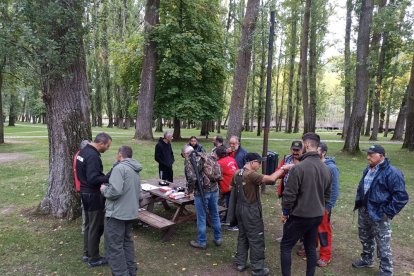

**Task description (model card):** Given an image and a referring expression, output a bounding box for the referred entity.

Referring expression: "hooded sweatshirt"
[324,157,340,211]
[102,158,143,220]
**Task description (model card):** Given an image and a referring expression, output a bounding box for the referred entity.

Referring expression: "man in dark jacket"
[228,136,248,169]
[76,132,112,267]
[155,131,174,182]
[280,132,331,276]
[352,145,408,276]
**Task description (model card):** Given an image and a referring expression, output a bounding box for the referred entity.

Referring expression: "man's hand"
[281,163,295,171]
[280,214,289,224]
[100,184,107,192]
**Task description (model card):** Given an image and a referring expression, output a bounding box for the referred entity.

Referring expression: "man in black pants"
[77,132,112,267]
[155,131,174,182]
[280,132,332,276]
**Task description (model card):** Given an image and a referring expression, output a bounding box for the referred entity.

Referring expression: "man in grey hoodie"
[101,145,142,276]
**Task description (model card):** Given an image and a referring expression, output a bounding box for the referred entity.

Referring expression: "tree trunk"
[402,55,414,150]
[0,62,4,144]
[227,0,261,140]
[343,0,374,153]
[274,35,283,132]
[391,87,407,141]
[135,0,159,140]
[308,0,317,132]
[280,55,288,131]
[342,0,353,139]
[155,117,163,132]
[294,60,302,133]
[286,8,298,133]
[173,117,181,139]
[8,92,17,127]
[39,8,91,218]
[384,75,395,137]
[102,0,113,128]
[369,0,388,141]
[364,87,373,136]
[200,121,209,137]
[257,1,266,137]
[301,0,311,134]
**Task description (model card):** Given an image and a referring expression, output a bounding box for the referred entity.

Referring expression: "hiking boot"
[189,240,206,250]
[88,256,108,267]
[227,226,239,231]
[251,267,269,276]
[352,259,374,268]
[317,259,331,267]
[235,263,250,272]
[82,255,89,263]
[214,239,222,246]
[296,248,306,257]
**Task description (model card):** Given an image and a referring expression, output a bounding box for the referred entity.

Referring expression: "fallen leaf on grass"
[213,263,217,266]
[59,241,63,245]
[206,253,211,256]
[182,268,186,271]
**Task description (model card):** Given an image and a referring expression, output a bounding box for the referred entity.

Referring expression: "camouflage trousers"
[358,208,393,275]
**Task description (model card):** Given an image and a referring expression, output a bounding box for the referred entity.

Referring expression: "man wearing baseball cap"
[352,145,409,275]
[276,140,303,198]
[229,152,288,275]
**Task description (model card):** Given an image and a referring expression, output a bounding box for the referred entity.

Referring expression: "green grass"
[0,123,413,275]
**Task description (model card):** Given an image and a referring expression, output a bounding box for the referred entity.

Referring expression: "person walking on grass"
[280,132,331,276]
[101,145,142,276]
[315,142,340,267]
[181,145,222,250]
[352,145,408,276]
[76,132,112,267]
[229,153,287,276]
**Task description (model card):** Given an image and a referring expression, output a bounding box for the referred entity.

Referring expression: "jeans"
[280,215,323,276]
[194,191,221,245]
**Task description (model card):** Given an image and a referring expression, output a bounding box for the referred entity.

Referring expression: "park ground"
[0,123,413,275]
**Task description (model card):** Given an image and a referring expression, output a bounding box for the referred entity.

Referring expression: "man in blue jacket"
[352,145,408,276]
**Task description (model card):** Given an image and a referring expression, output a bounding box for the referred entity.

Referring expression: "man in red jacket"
[216,146,238,224]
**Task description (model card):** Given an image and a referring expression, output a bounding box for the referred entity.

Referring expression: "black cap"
[318,142,328,153]
[245,152,264,162]
[290,140,303,150]
[365,145,385,155]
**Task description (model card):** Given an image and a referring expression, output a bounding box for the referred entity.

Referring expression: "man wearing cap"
[228,135,248,169]
[276,140,303,198]
[280,132,331,276]
[316,142,340,267]
[352,145,408,275]
[229,152,288,276]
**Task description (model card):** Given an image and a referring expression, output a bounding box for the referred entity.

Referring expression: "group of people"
[75,131,409,276]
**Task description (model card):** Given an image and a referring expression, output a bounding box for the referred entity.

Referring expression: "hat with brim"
[245,152,265,162]
[364,145,385,155]
[290,140,303,150]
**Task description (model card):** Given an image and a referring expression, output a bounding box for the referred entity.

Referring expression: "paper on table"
[141,183,159,191]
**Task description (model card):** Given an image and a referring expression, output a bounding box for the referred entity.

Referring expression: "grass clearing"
[0,123,413,275]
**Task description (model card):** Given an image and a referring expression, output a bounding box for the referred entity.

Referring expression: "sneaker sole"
[352,263,374,268]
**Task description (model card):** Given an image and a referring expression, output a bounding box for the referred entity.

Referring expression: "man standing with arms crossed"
[352,145,408,276]
[101,145,142,276]
[280,132,331,276]
[77,132,112,267]
[155,131,174,182]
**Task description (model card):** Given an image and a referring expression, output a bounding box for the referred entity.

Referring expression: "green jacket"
[102,158,142,220]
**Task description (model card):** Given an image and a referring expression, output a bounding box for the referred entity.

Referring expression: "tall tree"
[286,5,298,133]
[101,0,113,128]
[391,87,407,141]
[301,0,312,133]
[23,0,92,218]
[342,0,353,139]
[134,0,160,140]
[227,0,261,140]
[343,0,374,153]
[402,54,414,150]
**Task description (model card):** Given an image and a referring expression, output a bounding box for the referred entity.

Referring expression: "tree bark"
[135,0,160,140]
[369,0,388,141]
[308,0,317,132]
[0,62,4,144]
[286,8,298,133]
[342,0,353,139]
[39,9,91,218]
[257,1,266,137]
[402,55,414,150]
[301,0,311,134]
[343,0,374,153]
[8,92,17,127]
[227,0,261,140]
[173,117,181,139]
[102,0,113,128]
[274,35,283,132]
[391,87,407,141]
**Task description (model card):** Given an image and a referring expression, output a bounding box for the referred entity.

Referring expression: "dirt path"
[0,153,32,164]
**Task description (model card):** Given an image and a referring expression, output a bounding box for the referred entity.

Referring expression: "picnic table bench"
[138,208,176,242]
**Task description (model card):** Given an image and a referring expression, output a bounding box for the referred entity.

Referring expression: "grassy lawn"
[0,123,413,275]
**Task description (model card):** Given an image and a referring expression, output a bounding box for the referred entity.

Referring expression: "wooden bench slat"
[138,210,175,230]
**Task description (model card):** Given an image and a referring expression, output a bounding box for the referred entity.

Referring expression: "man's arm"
[281,166,300,214]
[86,155,109,186]
[184,160,197,194]
[262,163,294,183]
[383,169,409,219]
[326,165,339,211]
[101,166,124,200]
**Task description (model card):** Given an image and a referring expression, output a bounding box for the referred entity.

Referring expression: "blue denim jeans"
[194,191,222,245]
